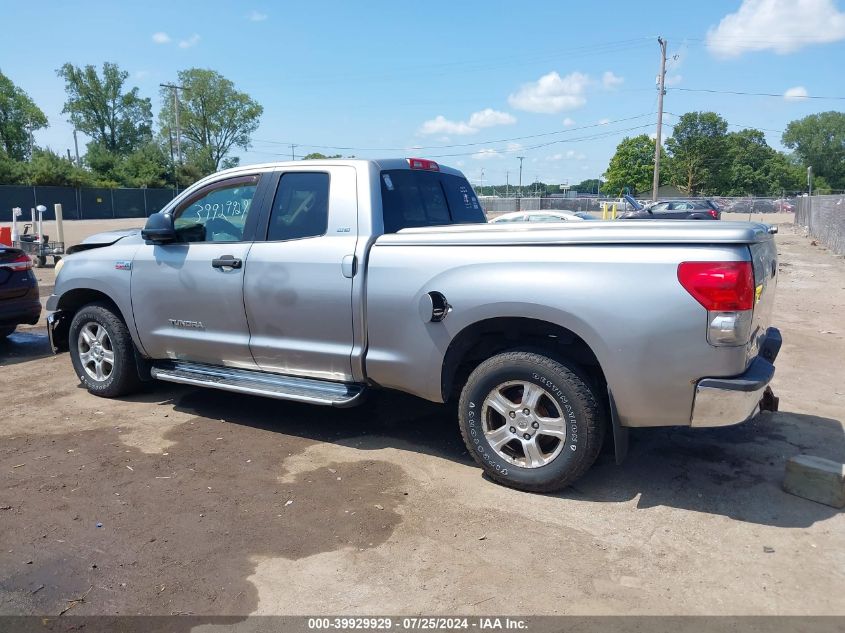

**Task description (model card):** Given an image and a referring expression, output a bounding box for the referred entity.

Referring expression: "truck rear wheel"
[458,351,605,492]
[69,302,141,398]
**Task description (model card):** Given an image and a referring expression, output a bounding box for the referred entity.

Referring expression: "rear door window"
[266,172,330,241]
[380,170,485,233]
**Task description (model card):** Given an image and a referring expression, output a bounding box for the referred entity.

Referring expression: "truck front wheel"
[458,351,605,492]
[69,302,141,398]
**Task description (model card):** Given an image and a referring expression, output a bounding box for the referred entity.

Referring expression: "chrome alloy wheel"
[77,322,115,382]
[481,381,567,468]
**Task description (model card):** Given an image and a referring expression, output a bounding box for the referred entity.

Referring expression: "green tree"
[602,134,656,195]
[782,112,845,190]
[761,152,803,195]
[0,150,29,184]
[301,152,342,160]
[27,149,92,187]
[572,178,602,194]
[84,141,171,188]
[57,62,152,154]
[0,70,48,161]
[722,129,776,195]
[665,111,728,195]
[159,69,263,174]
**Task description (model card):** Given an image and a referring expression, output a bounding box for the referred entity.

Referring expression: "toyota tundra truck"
[45,158,781,492]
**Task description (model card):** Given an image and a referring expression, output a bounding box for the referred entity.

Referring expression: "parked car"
[619,196,721,220]
[0,246,41,338]
[490,210,583,223]
[772,199,795,213]
[726,199,775,214]
[46,158,781,492]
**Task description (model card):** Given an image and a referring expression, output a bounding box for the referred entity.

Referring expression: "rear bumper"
[690,327,782,428]
[0,291,41,327]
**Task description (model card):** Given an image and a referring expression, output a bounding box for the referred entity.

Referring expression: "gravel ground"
[0,218,842,618]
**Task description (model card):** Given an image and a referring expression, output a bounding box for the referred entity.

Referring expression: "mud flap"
[607,389,629,465]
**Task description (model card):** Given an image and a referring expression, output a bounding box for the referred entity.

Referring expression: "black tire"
[0,325,15,339]
[69,302,141,398]
[458,350,605,493]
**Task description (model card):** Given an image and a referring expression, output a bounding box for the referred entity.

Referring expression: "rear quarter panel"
[365,242,752,428]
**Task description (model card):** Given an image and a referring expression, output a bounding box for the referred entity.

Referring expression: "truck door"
[243,166,358,381]
[131,174,268,368]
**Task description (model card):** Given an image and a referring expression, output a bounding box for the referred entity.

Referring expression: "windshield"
[380,169,486,233]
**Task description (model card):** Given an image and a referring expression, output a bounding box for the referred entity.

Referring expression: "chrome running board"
[150,362,365,407]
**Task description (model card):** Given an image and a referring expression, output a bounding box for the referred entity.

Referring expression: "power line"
[244,123,658,162]
[249,113,655,154]
[663,112,785,135]
[669,87,845,100]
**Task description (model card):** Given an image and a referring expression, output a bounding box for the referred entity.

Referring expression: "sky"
[2,0,844,187]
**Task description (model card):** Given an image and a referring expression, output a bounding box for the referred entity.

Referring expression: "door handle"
[341,254,357,278]
[211,255,242,269]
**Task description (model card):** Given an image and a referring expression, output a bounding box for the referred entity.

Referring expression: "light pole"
[160,83,187,167]
[506,171,509,198]
[480,168,484,196]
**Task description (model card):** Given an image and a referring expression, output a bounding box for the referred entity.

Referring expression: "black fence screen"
[0,186,178,222]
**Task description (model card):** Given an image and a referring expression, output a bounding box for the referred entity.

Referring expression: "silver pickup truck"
[46,158,782,492]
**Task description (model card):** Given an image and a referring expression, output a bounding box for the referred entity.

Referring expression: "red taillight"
[407,157,440,171]
[677,261,753,311]
[3,252,33,271]
[708,209,718,219]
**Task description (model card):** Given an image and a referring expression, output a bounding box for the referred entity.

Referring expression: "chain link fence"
[796,194,845,255]
[480,196,799,217]
[0,185,178,222]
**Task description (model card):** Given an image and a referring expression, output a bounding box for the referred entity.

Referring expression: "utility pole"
[808,166,813,196]
[651,36,667,202]
[480,168,484,196]
[168,130,177,191]
[290,144,298,160]
[506,171,509,198]
[160,83,186,166]
[517,157,525,211]
[72,129,80,166]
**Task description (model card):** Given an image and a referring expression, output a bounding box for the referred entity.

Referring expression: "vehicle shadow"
[0,329,52,366]
[567,411,844,527]
[138,384,843,529]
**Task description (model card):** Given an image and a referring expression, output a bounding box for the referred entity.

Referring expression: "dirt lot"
[1,217,843,618]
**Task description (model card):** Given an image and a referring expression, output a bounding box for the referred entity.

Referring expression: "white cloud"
[602,71,624,89]
[562,117,575,127]
[152,32,171,44]
[508,71,589,113]
[419,115,475,136]
[706,0,845,58]
[784,86,809,100]
[598,118,611,125]
[471,149,504,160]
[547,150,585,161]
[468,108,516,129]
[247,10,268,21]
[419,108,516,136]
[178,34,201,49]
[665,74,683,87]
[133,70,150,80]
